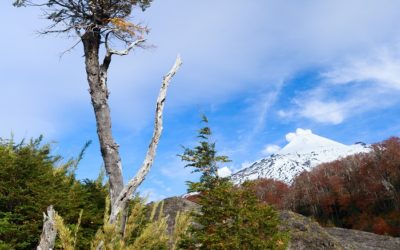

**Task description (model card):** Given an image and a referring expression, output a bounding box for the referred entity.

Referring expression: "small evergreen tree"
[178,115,230,193]
[178,116,288,250]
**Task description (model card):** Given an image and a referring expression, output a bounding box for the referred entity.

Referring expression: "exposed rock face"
[325,227,400,250]
[157,196,200,235]
[279,210,344,250]
[279,211,400,249]
[161,197,400,250]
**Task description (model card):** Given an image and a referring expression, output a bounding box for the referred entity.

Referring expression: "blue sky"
[1,0,400,200]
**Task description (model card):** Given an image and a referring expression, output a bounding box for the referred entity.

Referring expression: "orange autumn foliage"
[290,137,400,236]
[246,137,400,237]
[246,178,290,209]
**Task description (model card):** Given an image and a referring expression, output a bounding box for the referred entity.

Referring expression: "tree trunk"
[37,206,57,250]
[82,30,124,206]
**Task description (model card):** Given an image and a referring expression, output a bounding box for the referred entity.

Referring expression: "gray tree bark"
[37,206,57,250]
[82,30,124,206]
[81,29,182,225]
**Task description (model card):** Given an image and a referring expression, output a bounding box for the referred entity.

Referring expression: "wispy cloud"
[280,44,400,125]
[296,100,348,125]
[159,157,192,179]
[3,0,400,135]
[222,83,284,160]
[323,47,400,90]
[139,188,167,202]
[3,1,400,198]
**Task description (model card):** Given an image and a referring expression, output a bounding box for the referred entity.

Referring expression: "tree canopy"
[13,0,152,52]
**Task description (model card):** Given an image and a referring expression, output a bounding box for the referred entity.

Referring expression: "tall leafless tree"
[13,0,182,233]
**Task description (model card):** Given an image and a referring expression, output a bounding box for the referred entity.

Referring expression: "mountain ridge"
[230,128,370,184]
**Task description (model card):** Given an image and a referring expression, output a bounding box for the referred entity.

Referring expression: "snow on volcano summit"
[280,129,348,154]
[230,129,370,184]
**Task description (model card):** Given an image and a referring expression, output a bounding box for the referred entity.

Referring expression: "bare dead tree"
[37,206,57,250]
[110,55,182,224]
[13,0,182,238]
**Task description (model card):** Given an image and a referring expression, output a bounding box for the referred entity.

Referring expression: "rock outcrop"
[279,210,344,250]
[325,227,400,250]
[161,197,400,250]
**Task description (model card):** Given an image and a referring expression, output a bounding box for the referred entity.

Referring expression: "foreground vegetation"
[0,137,191,250]
[0,124,287,249]
[0,137,106,249]
[1,134,398,249]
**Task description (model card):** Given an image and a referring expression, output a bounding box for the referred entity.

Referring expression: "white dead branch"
[109,55,182,223]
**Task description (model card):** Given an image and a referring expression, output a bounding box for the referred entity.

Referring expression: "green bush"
[0,137,106,249]
[0,137,191,250]
[180,180,288,250]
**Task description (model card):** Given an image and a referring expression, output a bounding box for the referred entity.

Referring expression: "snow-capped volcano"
[230,129,370,184]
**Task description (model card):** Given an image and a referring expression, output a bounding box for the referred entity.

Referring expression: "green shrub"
[0,137,106,249]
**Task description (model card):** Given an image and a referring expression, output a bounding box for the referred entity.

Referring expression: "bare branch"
[14,0,48,7]
[109,55,183,223]
[102,32,146,70]
[105,33,146,56]
[37,206,57,250]
[59,38,81,58]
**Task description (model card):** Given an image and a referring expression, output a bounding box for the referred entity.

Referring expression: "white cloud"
[298,100,346,125]
[286,129,313,142]
[280,43,400,125]
[290,91,384,125]
[323,47,400,90]
[3,0,400,135]
[261,144,281,155]
[102,0,400,131]
[277,110,293,118]
[159,158,192,179]
[217,167,232,178]
[4,0,400,200]
[140,188,167,202]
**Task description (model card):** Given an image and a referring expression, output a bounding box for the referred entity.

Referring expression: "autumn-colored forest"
[248,137,400,236]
